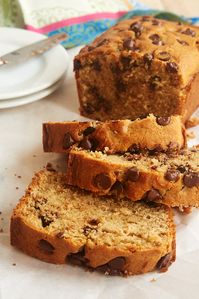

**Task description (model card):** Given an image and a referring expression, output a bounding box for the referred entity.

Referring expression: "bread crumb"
[185,117,199,129]
[17,175,22,179]
[33,155,37,157]
[186,131,195,140]
[150,278,157,282]
[12,263,16,266]
[0,228,4,233]
[16,187,19,190]
[0,211,2,215]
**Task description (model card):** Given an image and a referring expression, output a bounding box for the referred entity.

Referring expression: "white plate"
[0,75,65,109]
[0,27,68,100]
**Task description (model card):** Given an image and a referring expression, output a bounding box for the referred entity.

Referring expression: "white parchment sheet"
[0,47,199,299]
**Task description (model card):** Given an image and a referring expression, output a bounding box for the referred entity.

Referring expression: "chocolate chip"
[167,141,179,153]
[110,181,123,196]
[128,144,140,154]
[130,22,143,38]
[149,34,164,45]
[110,63,120,74]
[157,252,173,272]
[116,80,126,92]
[177,165,187,173]
[83,126,96,136]
[78,138,92,150]
[46,162,56,172]
[165,169,180,182]
[156,51,171,61]
[143,53,153,68]
[156,116,171,126]
[126,167,140,182]
[181,28,196,37]
[67,248,89,266]
[83,225,94,236]
[123,38,136,50]
[39,239,54,254]
[40,216,52,227]
[93,173,112,189]
[88,219,100,226]
[149,75,161,90]
[148,144,163,155]
[152,19,160,26]
[146,189,162,201]
[93,60,101,71]
[183,172,199,187]
[166,62,178,73]
[97,257,126,275]
[56,232,65,239]
[83,103,95,115]
[63,132,75,149]
[176,39,189,46]
[73,59,82,71]
[142,16,150,22]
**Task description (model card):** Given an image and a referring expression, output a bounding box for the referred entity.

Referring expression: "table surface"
[1,2,199,299]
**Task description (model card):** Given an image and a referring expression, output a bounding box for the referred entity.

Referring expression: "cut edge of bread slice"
[10,170,176,276]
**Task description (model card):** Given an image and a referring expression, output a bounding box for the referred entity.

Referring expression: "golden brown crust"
[43,115,186,154]
[66,149,199,208]
[10,170,175,276]
[74,16,199,122]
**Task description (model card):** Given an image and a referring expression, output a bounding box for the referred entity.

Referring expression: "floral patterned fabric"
[0,0,198,48]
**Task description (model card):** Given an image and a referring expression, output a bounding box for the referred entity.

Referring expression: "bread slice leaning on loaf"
[10,170,175,276]
[43,114,186,154]
[66,148,199,207]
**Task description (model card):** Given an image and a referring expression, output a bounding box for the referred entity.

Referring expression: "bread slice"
[43,114,186,154]
[10,170,175,276]
[66,148,199,208]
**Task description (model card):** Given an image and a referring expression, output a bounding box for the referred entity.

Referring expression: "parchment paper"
[0,47,199,299]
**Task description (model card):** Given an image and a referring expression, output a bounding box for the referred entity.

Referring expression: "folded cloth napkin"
[0,0,199,48]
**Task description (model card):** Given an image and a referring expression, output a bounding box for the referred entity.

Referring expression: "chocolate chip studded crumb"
[93,173,112,190]
[183,172,199,187]
[166,62,178,73]
[156,116,171,126]
[63,132,75,150]
[126,167,140,182]
[39,239,55,254]
[165,169,180,182]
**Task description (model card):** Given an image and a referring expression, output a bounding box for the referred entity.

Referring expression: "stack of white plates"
[0,28,69,109]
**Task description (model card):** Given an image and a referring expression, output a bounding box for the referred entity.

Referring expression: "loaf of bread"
[11,170,175,276]
[66,147,199,207]
[74,16,199,122]
[43,114,186,154]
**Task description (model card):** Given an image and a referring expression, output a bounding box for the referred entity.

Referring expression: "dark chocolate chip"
[166,62,178,73]
[126,167,140,182]
[83,127,95,137]
[152,19,160,26]
[183,172,199,187]
[110,181,124,196]
[156,116,171,126]
[177,165,187,173]
[149,34,164,45]
[146,189,162,201]
[93,173,112,189]
[149,75,161,90]
[148,144,163,155]
[116,80,126,92]
[46,162,56,172]
[128,143,140,154]
[143,53,153,68]
[56,232,65,239]
[181,28,196,37]
[78,138,92,150]
[93,60,101,71]
[67,248,89,266]
[165,169,180,182]
[39,239,54,254]
[73,59,82,71]
[97,257,126,275]
[156,51,171,61]
[123,38,136,50]
[40,216,52,227]
[120,56,132,71]
[63,132,75,150]
[176,39,189,46]
[157,252,173,272]
[88,219,100,226]
[130,22,143,38]
[83,225,93,236]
